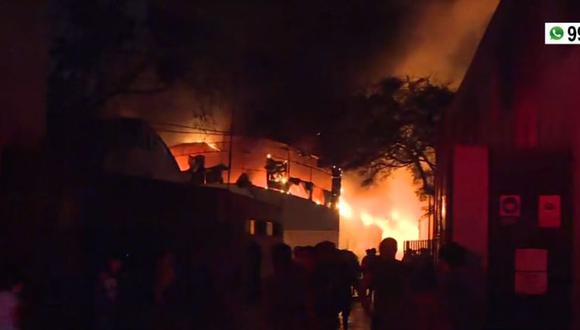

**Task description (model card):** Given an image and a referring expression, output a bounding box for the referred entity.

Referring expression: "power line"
[154,128,229,136]
[149,121,231,134]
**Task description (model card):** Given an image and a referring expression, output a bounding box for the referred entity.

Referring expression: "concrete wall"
[227,185,340,247]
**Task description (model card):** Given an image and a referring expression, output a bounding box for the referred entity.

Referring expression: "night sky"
[163,0,498,143]
[1,0,498,149]
[115,0,425,142]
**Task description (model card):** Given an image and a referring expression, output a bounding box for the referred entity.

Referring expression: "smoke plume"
[369,0,499,88]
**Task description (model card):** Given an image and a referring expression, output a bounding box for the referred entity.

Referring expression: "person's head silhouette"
[272,243,292,273]
[379,237,397,260]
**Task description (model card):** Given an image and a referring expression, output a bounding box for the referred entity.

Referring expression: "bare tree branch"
[323,77,453,200]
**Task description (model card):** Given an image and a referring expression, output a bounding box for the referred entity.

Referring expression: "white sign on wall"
[514,248,548,295]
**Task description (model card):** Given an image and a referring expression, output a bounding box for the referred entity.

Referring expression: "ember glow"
[338,169,426,260]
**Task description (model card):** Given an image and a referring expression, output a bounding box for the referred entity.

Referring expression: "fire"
[206,142,220,151]
[360,212,376,227]
[338,199,353,219]
[338,168,425,260]
[391,210,400,220]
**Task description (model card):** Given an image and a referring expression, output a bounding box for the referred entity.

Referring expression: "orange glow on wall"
[169,136,332,202]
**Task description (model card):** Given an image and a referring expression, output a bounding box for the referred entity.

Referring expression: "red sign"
[538,195,561,228]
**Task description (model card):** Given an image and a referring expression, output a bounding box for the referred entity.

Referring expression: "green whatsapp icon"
[550,26,564,40]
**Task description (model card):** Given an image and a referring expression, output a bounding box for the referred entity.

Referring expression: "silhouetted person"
[361,248,377,273]
[361,238,409,330]
[0,271,24,330]
[154,252,176,305]
[185,246,224,329]
[293,246,305,264]
[294,246,316,275]
[292,245,318,327]
[189,155,206,184]
[361,248,378,296]
[311,241,342,330]
[337,250,360,330]
[153,251,179,330]
[362,248,377,271]
[245,240,262,304]
[262,243,308,330]
[236,173,253,189]
[94,256,124,330]
[408,254,451,330]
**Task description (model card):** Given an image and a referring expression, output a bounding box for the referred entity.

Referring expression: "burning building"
[168,135,340,248]
[436,1,580,328]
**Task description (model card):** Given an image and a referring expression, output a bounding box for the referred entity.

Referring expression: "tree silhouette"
[321,77,453,199]
[47,0,214,133]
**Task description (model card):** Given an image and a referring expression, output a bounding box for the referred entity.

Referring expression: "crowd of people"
[0,238,484,330]
[255,238,485,330]
[259,242,359,330]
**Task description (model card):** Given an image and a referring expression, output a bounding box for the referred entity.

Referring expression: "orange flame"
[338,168,425,260]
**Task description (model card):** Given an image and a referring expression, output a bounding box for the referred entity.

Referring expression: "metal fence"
[403,239,439,258]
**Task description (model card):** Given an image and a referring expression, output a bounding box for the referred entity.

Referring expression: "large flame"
[338,168,426,260]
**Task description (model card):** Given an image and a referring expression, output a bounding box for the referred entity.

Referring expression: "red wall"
[442,1,580,326]
[451,145,489,268]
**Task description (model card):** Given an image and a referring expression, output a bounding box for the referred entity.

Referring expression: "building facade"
[169,136,340,248]
[437,1,580,328]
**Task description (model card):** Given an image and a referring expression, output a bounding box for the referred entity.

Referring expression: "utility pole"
[227,121,233,186]
[227,72,238,188]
